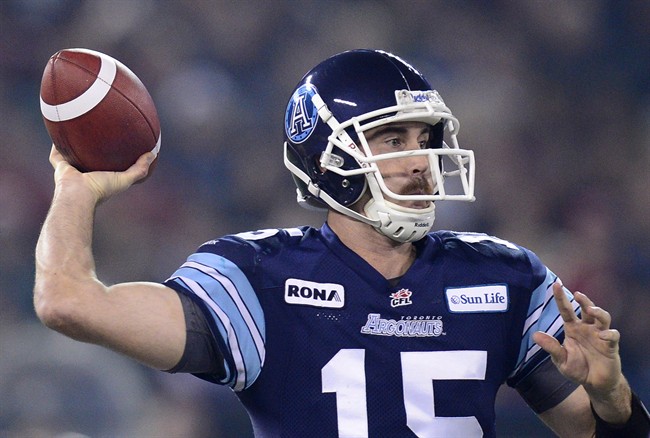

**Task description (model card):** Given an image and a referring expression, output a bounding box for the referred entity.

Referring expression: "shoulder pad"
[436,230,528,259]
[441,231,547,280]
[196,227,308,267]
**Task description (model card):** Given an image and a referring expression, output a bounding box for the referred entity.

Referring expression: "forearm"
[32,149,185,370]
[35,147,153,310]
[34,182,105,336]
[34,181,186,369]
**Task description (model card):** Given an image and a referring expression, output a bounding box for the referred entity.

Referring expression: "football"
[40,48,161,173]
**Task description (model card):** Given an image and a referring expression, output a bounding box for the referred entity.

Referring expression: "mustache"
[400,175,435,196]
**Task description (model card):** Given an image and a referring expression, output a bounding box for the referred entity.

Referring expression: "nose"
[400,136,430,173]
[406,150,430,176]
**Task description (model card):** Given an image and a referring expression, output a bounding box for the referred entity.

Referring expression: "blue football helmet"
[283,49,475,242]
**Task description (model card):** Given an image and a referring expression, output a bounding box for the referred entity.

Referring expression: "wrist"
[54,178,102,207]
[588,376,632,425]
[591,392,650,438]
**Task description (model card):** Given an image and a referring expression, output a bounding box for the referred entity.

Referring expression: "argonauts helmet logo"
[285,83,319,143]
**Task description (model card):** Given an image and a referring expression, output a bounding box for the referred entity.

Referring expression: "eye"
[385,137,403,148]
[418,140,428,149]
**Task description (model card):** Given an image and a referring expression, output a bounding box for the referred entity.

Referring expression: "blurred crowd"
[1,1,648,437]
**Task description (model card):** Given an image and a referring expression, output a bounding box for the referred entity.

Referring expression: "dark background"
[1,1,648,436]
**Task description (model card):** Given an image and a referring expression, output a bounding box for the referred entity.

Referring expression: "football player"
[34,49,649,437]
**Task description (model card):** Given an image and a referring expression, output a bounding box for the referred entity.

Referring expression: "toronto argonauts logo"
[285,83,319,143]
[360,314,444,337]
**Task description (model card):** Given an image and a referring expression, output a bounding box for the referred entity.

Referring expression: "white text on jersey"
[361,314,444,337]
[284,279,345,308]
[445,284,509,313]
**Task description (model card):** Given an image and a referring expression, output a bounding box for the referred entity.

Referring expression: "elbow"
[34,287,70,332]
[33,279,84,335]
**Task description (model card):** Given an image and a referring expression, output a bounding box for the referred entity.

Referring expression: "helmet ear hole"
[429,122,444,149]
[314,156,326,175]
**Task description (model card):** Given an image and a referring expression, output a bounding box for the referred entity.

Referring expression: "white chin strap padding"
[364,199,435,243]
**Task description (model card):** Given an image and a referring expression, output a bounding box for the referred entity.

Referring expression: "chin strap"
[364,199,435,243]
[284,141,381,228]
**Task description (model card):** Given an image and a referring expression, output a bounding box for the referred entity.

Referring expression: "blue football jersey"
[164,223,578,438]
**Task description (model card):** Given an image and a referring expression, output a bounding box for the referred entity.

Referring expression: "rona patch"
[284,279,345,308]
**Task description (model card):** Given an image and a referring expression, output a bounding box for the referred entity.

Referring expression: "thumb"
[533,331,566,365]
[108,151,155,191]
[86,152,155,202]
[123,151,155,184]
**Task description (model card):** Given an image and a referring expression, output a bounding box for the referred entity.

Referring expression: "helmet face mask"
[284,49,475,243]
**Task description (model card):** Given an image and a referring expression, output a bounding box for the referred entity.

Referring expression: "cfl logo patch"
[390,288,413,307]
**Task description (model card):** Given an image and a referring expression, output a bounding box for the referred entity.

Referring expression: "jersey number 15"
[322,349,487,438]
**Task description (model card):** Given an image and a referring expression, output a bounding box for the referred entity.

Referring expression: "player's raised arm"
[34,147,186,371]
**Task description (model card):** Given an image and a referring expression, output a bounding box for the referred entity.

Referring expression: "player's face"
[364,121,435,209]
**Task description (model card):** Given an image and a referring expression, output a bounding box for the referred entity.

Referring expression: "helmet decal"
[285,83,319,144]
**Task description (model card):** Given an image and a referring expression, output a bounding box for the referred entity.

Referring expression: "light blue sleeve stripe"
[510,268,579,378]
[167,252,265,391]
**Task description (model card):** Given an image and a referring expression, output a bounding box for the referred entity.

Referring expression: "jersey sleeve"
[164,240,266,392]
[507,261,580,388]
[514,355,579,413]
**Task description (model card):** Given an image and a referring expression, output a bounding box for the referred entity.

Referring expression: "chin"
[412,201,432,209]
[390,201,434,213]
[398,200,432,210]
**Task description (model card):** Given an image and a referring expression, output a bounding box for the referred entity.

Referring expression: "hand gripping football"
[40,48,161,173]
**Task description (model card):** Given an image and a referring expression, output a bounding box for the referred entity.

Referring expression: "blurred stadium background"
[1,1,648,436]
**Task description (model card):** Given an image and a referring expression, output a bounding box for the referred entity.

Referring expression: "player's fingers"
[533,331,567,365]
[573,290,595,307]
[572,291,597,325]
[581,300,612,331]
[49,144,65,168]
[49,145,82,184]
[598,328,620,347]
[552,282,579,323]
[122,152,155,185]
[84,152,154,202]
